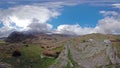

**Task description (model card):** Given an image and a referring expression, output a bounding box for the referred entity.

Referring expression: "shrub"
[12,50,21,57]
[82,40,86,42]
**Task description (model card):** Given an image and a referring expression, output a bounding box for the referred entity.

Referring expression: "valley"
[0,32,120,68]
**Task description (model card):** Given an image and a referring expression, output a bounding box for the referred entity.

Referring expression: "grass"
[0,44,56,68]
[55,45,64,52]
[104,64,120,68]
[0,40,5,45]
[64,62,72,68]
[21,45,43,58]
[67,48,78,68]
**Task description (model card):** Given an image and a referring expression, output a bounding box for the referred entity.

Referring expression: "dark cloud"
[27,19,52,33]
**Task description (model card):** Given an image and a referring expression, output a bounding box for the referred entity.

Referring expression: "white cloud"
[55,10,120,35]
[112,3,120,8]
[0,5,60,27]
[92,10,120,34]
[99,11,119,16]
[0,1,120,37]
[0,4,61,37]
[55,24,93,35]
[93,16,120,34]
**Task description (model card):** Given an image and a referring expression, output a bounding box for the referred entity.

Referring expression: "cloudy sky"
[0,0,120,37]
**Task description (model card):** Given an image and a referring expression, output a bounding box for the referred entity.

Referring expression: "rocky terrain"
[0,32,120,68]
[51,39,120,68]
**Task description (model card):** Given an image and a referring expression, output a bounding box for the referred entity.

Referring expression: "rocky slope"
[50,34,120,68]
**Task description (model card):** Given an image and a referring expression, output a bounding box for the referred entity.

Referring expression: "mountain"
[5,31,34,43]
[5,31,70,44]
[1,33,120,68]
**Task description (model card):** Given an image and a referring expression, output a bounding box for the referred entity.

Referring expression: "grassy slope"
[73,33,120,42]
[0,40,5,44]
[0,44,56,68]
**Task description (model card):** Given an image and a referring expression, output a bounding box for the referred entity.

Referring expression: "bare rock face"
[50,45,71,68]
[50,39,120,68]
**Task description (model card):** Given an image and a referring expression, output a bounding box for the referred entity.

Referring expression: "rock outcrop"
[50,39,120,68]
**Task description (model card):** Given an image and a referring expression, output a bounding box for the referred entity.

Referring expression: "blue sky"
[49,4,104,28]
[0,0,120,37]
[0,22,3,28]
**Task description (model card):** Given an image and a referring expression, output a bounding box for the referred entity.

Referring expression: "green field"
[0,44,56,68]
[0,40,5,44]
